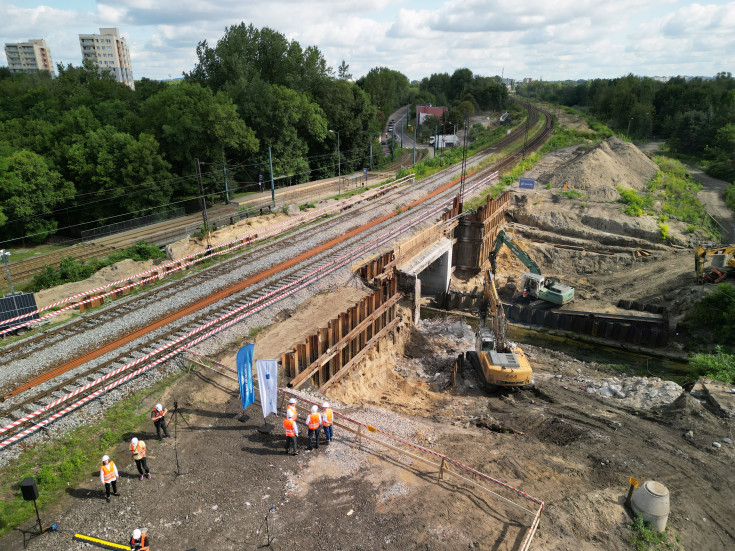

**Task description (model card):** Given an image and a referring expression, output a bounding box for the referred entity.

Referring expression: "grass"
[29,241,166,292]
[628,515,682,551]
[0,373,184,538]
[725,183,735,212]
[689,346,735,383]
[559,189,584,200]
[3,244,65,262]
[685,283,735,347]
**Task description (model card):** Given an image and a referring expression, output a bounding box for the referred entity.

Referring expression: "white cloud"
[1,0,733,81]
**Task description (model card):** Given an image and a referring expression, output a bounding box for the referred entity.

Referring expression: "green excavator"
[489,230,575,306]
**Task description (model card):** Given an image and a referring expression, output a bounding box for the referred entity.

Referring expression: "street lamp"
[328,129,340,196]
[627,117,634,139]
[0,249,19,317]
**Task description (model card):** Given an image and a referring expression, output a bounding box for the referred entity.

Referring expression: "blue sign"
[236,344,255,410]
[363,168,368,175]
[519,177,535,189]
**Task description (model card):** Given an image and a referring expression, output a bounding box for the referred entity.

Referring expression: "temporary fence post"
[438,458,446,481]
[357,424,362,445]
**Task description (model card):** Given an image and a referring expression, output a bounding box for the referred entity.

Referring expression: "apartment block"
[4,39,54,76]
[79,27,134,90]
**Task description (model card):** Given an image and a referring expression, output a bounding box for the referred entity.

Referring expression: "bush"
[559,189,584,200]
[618,186,653,216]
[628,515,682,551]
[689,346,735,383]
[725,183,735,212]
[687,283,735,343]
[30,241,165,291]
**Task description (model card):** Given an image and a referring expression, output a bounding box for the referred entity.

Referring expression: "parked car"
[381,139,388,145]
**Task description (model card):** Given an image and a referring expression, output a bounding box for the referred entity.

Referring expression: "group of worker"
[97,403,171,548]
[283,398,333,455]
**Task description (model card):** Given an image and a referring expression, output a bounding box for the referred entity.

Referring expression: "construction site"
[1,104,734,551]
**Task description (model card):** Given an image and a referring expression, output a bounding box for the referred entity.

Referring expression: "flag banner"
[236,344,255,410]
[256,359,279,418]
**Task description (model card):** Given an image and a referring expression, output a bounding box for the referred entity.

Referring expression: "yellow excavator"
[695,244,735,283]
[467,270,533,391]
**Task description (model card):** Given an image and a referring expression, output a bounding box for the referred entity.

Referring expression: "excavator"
[489,230,574,305]
[467,270,533,391]
[695,243,735,283]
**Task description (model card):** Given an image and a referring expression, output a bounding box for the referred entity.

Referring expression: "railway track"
[0,102,552,450]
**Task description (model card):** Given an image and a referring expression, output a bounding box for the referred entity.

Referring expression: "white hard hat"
[132,529,141,540]
[311,405,318,413]
[131,437,138,446]
[289,398,297,404]
[102,455,109,462]
[322,402,329,409]
[156,404,163,411]
[287,412,294,420]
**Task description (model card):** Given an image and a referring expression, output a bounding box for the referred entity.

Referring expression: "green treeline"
[0,23,509,245]
[517,74,735,182]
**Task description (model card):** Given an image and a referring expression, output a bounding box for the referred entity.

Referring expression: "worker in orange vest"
[306,405,321,450]
[99,455,119,503]
[151,403,171,441]
[321,402,334,443]
[130,437,150,481]
[286,397,298,420]
[283,412,299,455]
[130,528,150,550]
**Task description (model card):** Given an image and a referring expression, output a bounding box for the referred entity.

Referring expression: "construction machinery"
[467,270,533,391]
[489,229,575,305]
[695,243,735,283]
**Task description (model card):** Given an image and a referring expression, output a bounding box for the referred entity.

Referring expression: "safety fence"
[0,175,417,335]
[182,351,543,550]
[80,208,185,240]
[283,277,400,391]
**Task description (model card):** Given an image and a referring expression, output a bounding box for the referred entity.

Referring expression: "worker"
[283,412,299,455]
[321,402,333,443]
[306,405,321,450]
[286,397,298,420]
[99,455,119,503]
[130,528,150,550]
[151,404,171,441]
[130,437,151,481]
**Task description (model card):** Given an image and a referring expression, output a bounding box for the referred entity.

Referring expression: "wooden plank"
[319,317,399,392]
[289,292,402,389]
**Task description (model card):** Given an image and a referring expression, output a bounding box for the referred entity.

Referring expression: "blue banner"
[236,344,255,410]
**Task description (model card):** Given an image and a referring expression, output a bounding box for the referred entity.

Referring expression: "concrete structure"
[4,39,54,76]
[400,238,453,295]
[79,28,134,89]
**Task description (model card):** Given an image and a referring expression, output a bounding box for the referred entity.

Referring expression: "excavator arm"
[482,270,507,352]
[489,230,541,275]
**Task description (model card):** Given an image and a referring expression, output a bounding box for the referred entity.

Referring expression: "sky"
[1,0,734,82]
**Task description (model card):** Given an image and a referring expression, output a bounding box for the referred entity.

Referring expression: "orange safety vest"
[283,418,296,437]
[151,408,164,421]
[130,534,148,549]
[131,442,146,458]
[286,405,297,419]
[307,413,321,430]
[101,462,116,482]
[322,409,333,426]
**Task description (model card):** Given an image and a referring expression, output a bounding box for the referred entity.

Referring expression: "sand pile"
[541,137,659,201]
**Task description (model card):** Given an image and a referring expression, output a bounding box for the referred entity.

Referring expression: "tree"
[449,68,473,102]
[0,150,74,241]
[337,60,352,81]
[357,67,410,115]
[66,127,173,224]
[139,82,258,187]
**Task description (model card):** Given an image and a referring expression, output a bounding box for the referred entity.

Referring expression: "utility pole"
[369,142,373,171]
[391,127,395,160]
[268,146,275,206]
[412,125,416,166]
[194,158,210,246]
[222,150,230,204]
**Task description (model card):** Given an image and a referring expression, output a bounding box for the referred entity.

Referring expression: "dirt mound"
[540,137,658,201]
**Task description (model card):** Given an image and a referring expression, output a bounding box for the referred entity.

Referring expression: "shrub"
[685,225,698,233]
[689,346,735,383]
[559,189,584,200]
[628,515,682,551]
[687,283,735,343]
[658,222,670,240]
[725,183,735,212]
[617,186,653,216]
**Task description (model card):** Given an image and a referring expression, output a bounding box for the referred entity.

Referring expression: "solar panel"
[0,292,39,331]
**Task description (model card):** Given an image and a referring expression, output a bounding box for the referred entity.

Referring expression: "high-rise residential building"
[4,39,54,76]
[78,27,134,90]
